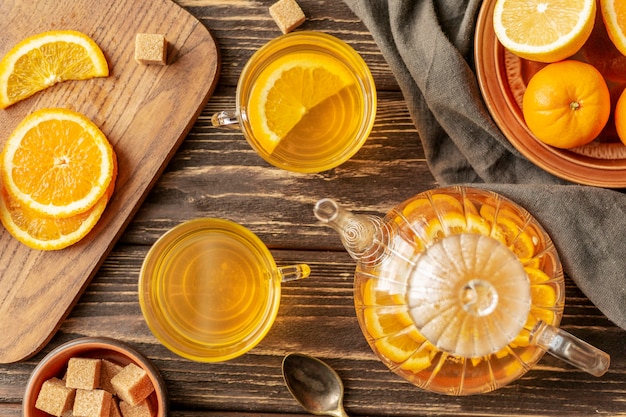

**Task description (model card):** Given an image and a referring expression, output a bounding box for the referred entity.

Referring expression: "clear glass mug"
[212,31,377,173]
[138,218,310,362]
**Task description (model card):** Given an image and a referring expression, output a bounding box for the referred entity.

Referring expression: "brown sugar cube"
[119,399,154,417]
[73,389,112,417]
[134,33,167,65]
[269,0,305,34]
[66,358,102,390]
[109,398,123,417]
[35,377,76,416]
[100,359,123,394]
[110,363,154,406]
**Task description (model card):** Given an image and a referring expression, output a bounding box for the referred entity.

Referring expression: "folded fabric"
[342,0,626,330]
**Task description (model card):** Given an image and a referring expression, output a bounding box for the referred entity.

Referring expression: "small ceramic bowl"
[23,337,168,417]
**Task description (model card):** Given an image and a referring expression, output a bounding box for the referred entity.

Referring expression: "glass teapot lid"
[406,233,530,358]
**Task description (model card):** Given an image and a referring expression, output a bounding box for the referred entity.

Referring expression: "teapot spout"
[314,198,387,265]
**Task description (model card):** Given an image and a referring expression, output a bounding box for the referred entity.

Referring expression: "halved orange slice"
[493,0,596,63]
[248,52,354,153]
[0,30,108,109]
[601,0,626,55]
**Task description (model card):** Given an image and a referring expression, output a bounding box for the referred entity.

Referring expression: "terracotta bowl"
[475,0,626,187]
[23,337,168,417]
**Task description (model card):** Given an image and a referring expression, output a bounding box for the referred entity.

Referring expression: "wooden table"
[2,1,625,415]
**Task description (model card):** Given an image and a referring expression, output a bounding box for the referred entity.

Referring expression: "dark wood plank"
[120,88,435,247]
[2,248,624,416]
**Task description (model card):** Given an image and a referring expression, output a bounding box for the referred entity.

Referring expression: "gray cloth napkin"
[342,0,626,330]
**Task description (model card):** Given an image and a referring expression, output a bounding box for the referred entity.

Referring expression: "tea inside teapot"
[314,186,609,395]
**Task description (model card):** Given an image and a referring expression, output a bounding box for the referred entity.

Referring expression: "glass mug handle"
[277,264,311,282]
[530,320,610,377]
[211,110,239,128]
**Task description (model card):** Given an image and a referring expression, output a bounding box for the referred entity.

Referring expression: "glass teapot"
[313,186,609,395]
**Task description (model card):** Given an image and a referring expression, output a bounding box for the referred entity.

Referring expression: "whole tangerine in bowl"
[522,60,611,149]
[615,88,626,145]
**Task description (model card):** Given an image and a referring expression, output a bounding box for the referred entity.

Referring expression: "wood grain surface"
[1,0,625,416]
[0,0,219,363]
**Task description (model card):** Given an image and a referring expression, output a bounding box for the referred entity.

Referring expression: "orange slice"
[1,108,115,218]
[0,30,108,109]
[601,0,626,55]
[511,281,558,347]
[363,307,413,339]
[531,283,558,308]
[0,185,108,250]
[374,332,422,363]
[0,152,116,250]
[374,330,436,374]
[524,266,551,284]
[493,0,596,63]
[247,52,355,153]
[465,212,492,235]
[361,278,406,307]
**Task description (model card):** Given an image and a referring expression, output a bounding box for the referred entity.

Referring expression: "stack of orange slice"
[0,30,113,250]
[0,108,116,250]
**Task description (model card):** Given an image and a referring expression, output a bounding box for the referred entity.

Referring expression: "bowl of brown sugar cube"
[23,337,168,417]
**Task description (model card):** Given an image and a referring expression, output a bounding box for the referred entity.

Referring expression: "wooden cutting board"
[0,0,219,363]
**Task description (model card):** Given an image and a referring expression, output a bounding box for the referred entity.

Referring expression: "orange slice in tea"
[1,108,115,218]
[362,278,406,307]
[248,52,355,153]
[525,266,551,284]
[363,307,413,339]
[465,212,492,235]
[511,281,558,347]
[399,333,437,373]
[374,329,435,374]
[0,30,109,109]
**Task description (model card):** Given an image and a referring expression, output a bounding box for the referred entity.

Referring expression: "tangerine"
[615,87,626,145]
[522,60,611,149]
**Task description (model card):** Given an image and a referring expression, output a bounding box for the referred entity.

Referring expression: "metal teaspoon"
[282,353,349,417]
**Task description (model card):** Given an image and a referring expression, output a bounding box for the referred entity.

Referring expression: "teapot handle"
[530,320,610,377]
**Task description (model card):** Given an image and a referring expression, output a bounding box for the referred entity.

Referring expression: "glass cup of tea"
[138,218,310,362]
[212,31,377,173]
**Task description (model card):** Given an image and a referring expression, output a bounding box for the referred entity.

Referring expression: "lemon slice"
[493,0,596,63]
[247,51,355,153]
[0,30,108,109]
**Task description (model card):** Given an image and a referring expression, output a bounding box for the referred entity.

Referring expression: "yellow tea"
[139,219,283,362]
[237,31,376,173]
